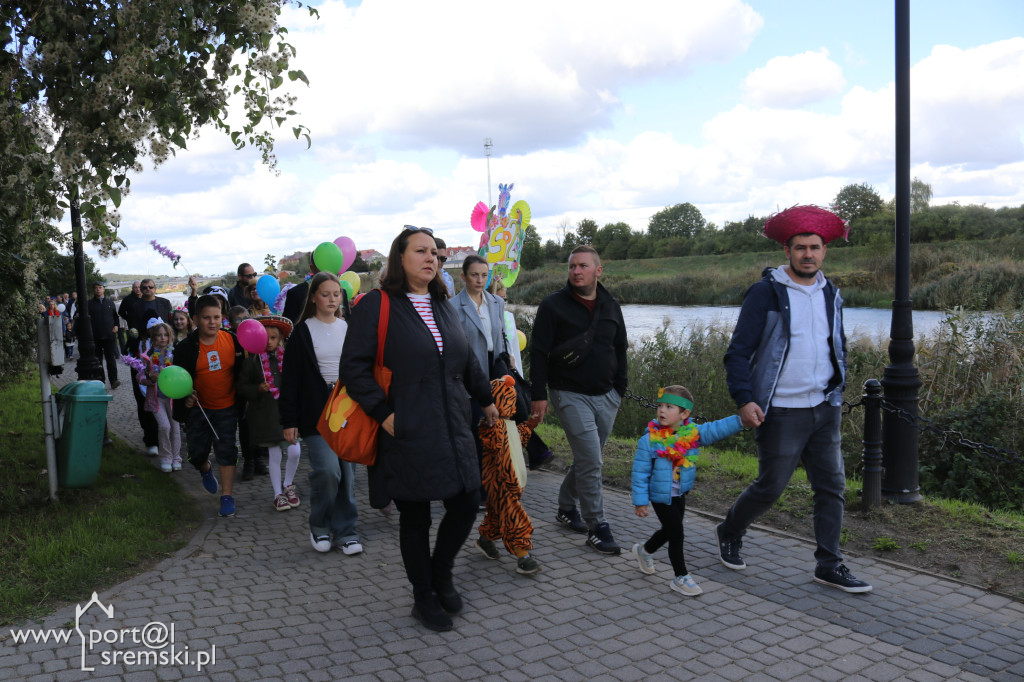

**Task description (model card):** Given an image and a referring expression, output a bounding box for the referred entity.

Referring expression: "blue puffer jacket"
[723,267,846,416]
[631,415,742,506]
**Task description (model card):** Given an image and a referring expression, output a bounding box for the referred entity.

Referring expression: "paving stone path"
[3,362,1023,680]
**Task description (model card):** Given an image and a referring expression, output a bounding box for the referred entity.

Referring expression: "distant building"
[445,246,478,268]
[279,251,306,270]
[359,249,385,264]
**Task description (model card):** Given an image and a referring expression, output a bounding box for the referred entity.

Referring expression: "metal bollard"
[861,379,883,509]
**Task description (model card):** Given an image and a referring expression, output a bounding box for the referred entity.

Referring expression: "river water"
[164,291,979,343]
[513,303,978,343]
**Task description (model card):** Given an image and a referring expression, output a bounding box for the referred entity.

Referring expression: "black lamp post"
[880,0,923,503]
[70,187,105,383]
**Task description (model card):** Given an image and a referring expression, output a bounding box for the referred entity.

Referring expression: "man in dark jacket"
[530,245,628,555]
[718,205,871,594]
[282,253,318,323]
[118,280,141,354]
[229,262,257,309]
[88,281,120,388]
[126,279,172,355]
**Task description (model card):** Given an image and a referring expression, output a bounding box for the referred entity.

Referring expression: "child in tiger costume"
[476,375,542,575]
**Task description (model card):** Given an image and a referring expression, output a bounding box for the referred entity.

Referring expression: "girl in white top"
[281,272,361,555]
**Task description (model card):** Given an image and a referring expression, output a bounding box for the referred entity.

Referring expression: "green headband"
[657,388,693,411]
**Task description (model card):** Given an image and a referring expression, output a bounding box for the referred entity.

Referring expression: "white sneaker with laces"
[147,445,159,457]
[340,540,363,556]
[671,574,703,596]
[310,533,332,553]
[632,543,656,574]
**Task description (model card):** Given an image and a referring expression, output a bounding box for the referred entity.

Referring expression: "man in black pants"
[88,282,121,389]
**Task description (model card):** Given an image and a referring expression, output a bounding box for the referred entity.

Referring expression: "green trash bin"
[55,381,113,488]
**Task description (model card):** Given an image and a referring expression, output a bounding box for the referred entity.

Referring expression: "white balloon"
[57,304,66,313]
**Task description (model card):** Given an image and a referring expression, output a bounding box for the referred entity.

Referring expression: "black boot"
[241,456,254,481]
[432,576,463,615]
[411,591,453,632]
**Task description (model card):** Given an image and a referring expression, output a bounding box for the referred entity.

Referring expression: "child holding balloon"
[237,315,301,511]
[137,321,182,472]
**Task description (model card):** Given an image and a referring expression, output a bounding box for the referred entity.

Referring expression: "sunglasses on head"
[403,225,433,235]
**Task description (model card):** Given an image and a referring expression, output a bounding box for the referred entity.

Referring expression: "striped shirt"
[407,293,443,354]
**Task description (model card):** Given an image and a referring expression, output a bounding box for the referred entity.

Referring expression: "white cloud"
[280,0,763,154]
[743,48,846,108]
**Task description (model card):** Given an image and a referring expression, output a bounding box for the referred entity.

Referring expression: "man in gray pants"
[530,246,628,555]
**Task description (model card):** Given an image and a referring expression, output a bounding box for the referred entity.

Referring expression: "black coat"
[339,289,494,503]
[282,281,309,324]
[88,296,119,340]
[278,319,334,438]
[529,281,628,400]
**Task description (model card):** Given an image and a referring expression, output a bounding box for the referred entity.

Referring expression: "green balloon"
[339,280,354,299]
[158,365,194,400]
[314,242,344,275]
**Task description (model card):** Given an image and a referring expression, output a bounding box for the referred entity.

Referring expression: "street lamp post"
[484,137,493,207]
[881,0,922,503]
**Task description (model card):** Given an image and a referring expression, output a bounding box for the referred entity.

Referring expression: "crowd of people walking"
[61,207,873,632]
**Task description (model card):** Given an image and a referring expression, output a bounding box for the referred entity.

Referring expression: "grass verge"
[535,422,1024,600]
[0,370,202,626]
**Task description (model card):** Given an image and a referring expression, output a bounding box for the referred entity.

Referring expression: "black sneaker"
[476,537,500,560]
[814,564,873,593]
[586,522,621,555]
[716,523,746,570]
[556,507,587,533]
[411,591,453,632]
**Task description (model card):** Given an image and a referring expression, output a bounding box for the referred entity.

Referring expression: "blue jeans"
[551,388,621,529]
[720,402,846,568]
[304,434,359,544]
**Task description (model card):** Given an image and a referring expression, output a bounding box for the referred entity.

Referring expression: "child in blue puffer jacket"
[631,385,742,596]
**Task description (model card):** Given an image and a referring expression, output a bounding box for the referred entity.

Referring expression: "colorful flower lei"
[259,346,285,399]
[648,419,699,470]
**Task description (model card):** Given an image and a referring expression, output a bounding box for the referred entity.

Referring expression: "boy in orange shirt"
[172,295,246,517]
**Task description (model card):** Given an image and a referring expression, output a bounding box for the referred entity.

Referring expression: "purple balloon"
[334,236,357,273]
[236,319,268,354]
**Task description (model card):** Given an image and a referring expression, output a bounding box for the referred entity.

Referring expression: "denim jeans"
[185,405,238,469]
[551,388,621,529]
[720,402,846,568]
[304,434,359,544]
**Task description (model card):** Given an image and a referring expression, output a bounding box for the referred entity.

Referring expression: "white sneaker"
[310,533,332,553]
[160,462,172,473]
[632,543,656,574]
[671,574,703,596]
[172,462,182,471]
[340,540,363,556]
[147,445,159,457]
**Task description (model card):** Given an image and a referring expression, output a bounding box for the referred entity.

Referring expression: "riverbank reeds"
[515,304,1024,513]
[511,236,1024,311]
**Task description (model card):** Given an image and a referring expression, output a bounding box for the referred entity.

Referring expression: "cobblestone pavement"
[3,362,1023,680]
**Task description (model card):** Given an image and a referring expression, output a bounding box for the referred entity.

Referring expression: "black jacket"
[171,329,246,423]
[530,281,628,400]
[118,292,139,322]
[127,296,172,336]
[88,296,119,340]
[282,281,309,324]
[278,318,335,437]
[339,289,494,503]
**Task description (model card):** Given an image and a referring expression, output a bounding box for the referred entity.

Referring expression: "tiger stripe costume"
[478,375,536,555]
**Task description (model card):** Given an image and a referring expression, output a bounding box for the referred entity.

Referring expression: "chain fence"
[622,388,709,423]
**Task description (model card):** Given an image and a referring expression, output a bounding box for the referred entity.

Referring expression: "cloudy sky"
[93,0,1024,278]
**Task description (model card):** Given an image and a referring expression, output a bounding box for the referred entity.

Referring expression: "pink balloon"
[236,319,268,354]
[334,236,357,273]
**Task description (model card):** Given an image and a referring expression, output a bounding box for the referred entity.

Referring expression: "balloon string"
[194,398,220,441]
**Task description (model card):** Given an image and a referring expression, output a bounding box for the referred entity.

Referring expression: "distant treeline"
[519,180,1024,267]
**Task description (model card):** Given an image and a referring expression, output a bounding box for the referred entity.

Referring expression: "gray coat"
[450,288,508,379]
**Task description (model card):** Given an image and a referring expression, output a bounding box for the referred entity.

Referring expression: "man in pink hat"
[718,205,872,593]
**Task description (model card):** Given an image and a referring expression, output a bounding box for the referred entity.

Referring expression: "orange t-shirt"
[195,330,236,410]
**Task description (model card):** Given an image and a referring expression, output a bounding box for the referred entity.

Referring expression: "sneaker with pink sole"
[284,484,300,508]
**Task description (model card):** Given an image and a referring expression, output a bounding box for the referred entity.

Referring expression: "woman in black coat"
[340,227,498,633]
